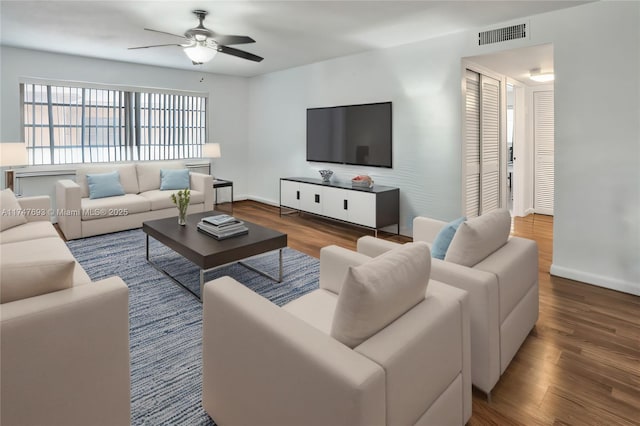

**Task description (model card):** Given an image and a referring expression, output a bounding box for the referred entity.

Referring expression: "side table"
[213,179,233,212]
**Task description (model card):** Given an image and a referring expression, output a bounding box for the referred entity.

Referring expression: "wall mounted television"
[306,101,392,168]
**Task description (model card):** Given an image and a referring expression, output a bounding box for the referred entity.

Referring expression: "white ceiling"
[467,43,555,86]
[0,1,588,78]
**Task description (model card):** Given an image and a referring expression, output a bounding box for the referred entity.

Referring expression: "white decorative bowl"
[319,169,333,182]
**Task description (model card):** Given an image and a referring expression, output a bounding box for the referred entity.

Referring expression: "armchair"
[358,209,538,397]
[202,243,471,426]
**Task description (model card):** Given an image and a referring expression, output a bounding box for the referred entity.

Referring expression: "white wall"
[0,46,251,198]
[247,1,639,294]
[248,32,470,233]
[539,3,640,295]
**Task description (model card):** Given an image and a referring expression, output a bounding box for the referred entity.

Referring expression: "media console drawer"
[279,177,399,235]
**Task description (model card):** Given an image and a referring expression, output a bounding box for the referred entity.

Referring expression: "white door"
[299,183,323,215]
[463,70,501,218]
[280,180,300,209]
[463,70,481,218]
[322,186,349,221]
[534,90,554,215]
[347,190,377,228]
[480,75,501,214]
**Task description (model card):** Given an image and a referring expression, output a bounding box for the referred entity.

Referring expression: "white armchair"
[202,243,471,426]
[358,209,539,397]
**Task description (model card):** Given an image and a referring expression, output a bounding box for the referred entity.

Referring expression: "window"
[21,82,207,165]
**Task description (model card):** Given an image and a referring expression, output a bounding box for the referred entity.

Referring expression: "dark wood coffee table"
[142,211,287,300]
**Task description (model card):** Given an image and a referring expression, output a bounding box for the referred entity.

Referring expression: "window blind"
[21,83,207,165]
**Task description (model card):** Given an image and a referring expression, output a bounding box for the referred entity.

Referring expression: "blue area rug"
[66,229,320,425]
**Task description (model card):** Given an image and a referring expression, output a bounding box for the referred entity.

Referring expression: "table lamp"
[202,143,221,176]
[0,143,28,191]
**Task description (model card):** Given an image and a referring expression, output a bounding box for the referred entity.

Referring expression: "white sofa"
[0,192,130,426]
[56,160,214,240]
[202,243,472,426]
[357,209,539,397]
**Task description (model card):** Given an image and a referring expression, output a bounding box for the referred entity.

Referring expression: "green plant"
[171,189,190,223]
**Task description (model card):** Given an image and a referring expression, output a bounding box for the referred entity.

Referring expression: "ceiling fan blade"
[128,43,183,50]
[211,35,255,45]
[144,28,187,39]
[218,45,263,62]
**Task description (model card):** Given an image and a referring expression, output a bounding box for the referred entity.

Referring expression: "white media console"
[280,177,400,236]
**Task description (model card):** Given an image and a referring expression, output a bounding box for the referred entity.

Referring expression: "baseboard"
[244,195,280,207]
[550,264,640,296]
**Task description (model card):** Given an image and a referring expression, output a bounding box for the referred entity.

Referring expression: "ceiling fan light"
[183,42,217,63]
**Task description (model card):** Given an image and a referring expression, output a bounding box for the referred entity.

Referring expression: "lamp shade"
[202,143,221,158]
[184,42,218,64]
[0,143,28,166]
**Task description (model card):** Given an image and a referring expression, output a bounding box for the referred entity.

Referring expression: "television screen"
[306,102,392,168]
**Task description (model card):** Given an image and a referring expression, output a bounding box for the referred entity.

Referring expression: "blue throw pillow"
[87,171,125,199]
[431,216,466,260]
[160,169,190,191]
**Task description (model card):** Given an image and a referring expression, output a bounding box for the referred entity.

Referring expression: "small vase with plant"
[171,189,190,226]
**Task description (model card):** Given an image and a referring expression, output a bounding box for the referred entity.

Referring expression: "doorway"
[462,43,554,218]
[506,79,526,216]
[507,84,514,212]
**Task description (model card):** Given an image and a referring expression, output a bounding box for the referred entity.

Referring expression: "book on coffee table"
[198,221,246,234]
[197,220,248,240]
[202,214,242,227]
[197,226,248,240]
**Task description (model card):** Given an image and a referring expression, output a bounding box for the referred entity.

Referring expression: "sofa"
[0,190,131,426]
[56,160,214,240]
[357,209,539,397]
[202,242,472,426]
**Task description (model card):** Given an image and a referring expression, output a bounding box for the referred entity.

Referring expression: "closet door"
[534,90,554,215]
[463,70,501,218]
[479,75,501,214]
[463,70,481,218]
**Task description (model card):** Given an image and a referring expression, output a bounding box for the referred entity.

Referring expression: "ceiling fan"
[129,10,263,65]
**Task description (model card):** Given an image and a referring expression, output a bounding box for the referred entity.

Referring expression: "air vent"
[479,23,526,46]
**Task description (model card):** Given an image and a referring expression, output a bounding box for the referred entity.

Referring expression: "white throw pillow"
[330,242,431,348]
[445,209,511,267]
[0,189,28,231]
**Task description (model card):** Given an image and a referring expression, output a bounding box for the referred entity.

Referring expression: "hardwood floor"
[230,201,640,426]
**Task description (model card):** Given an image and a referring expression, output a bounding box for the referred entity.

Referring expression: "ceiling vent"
[478,23,527,46]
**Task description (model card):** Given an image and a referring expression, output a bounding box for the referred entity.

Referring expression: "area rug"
[66,229,320,425]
